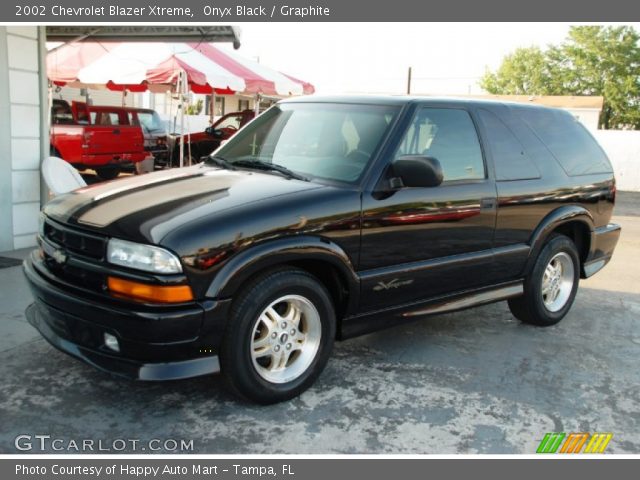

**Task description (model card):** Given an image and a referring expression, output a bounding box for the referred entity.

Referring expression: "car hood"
[43,164,323,244]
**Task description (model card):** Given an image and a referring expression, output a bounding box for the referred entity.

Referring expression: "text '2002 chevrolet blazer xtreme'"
[24,96,621,403]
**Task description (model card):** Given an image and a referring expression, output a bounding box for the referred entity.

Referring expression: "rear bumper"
[23,253,230,381]
[582,223,621,278]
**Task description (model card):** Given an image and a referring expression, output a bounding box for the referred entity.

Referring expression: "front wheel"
[220,268,336,404]
[508,234,580,326]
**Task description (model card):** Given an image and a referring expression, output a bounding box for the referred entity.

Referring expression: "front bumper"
[23,253,231,381]
[582,222,621,278]
[26,303,220,380]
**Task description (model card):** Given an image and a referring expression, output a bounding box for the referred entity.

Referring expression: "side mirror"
[391,155,443,188]
[205,127,224,138]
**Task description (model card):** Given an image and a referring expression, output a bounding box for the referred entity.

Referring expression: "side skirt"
[339,280,523,340]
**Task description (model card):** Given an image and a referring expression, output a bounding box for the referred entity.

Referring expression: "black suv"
[24,96,620,403]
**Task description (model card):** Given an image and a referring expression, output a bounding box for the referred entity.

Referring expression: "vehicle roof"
[280,94,564,112]
[123,107,158,114]
[88,105,129,112]
[86,106,158,114]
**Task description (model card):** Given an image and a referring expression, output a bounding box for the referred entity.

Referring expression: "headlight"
[107,238,182,274]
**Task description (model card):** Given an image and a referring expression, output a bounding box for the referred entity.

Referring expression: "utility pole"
[406,67,412,94]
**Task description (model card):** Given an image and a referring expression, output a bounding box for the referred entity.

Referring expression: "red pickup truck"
[168,109,255,167]
[50,100,146,180]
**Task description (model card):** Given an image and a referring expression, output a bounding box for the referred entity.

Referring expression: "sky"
[219,23,635,95]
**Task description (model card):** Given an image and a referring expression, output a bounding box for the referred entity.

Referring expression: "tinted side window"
[91,112,122,126]
[397,108,485,181]
[518,107,612,176]
[478,109,540,181]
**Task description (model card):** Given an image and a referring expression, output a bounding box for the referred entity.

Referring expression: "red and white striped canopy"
[47,42,314,96]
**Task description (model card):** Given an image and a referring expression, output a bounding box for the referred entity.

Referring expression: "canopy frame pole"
[47,81,53,131]
[178,70,186,168]
[184,72,192,166]
[210,91,216,125]
[254,93,261,116]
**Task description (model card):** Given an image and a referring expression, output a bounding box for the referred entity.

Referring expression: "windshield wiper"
[233,159,309,181]
[206,155,236,170]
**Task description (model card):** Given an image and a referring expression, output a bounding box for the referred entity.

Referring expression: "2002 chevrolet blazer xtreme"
[24,96,621,403]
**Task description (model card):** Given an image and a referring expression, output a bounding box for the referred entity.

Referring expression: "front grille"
[43,219,106,259]
[42,218,108,292]
[46,261,106,292]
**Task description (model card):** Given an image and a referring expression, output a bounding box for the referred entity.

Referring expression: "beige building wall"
[0,26,47,252]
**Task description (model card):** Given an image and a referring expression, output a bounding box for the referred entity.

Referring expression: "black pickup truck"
[24,96,620,403]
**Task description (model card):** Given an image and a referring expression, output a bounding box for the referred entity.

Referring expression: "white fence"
[593,130,640,192]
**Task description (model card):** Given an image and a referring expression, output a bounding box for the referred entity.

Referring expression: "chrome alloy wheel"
[541,252,575,312]
[250,295,322,384]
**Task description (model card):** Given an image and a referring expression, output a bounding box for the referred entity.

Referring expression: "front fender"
[205,236,360,306]
[525,205,595,273]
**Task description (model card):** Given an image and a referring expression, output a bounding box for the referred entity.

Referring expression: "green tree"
[481,26,640,129]
[185,99,203,115]
[480,46,551,95]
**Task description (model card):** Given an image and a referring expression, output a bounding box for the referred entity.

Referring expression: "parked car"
[26,96,620,404]
[125,107,169,167]
[167,109,255,166]
[50,100,146,180]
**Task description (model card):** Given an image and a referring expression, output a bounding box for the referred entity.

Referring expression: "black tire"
[508,234,580,326]
[220,267,336,404]
[95,166,120,181]
[171,144,200,167]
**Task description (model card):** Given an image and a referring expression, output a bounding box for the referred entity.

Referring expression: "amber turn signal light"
[107,276,194,303]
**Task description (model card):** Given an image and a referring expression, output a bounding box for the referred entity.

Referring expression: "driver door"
[359,107,497,311]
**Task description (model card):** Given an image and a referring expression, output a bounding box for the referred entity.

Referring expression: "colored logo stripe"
[537,433,566,453]
[537,433,613,453]
[560,433,589,453]
[584,433,613,454]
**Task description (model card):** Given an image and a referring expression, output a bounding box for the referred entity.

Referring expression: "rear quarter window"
[517,107,612,176]
[477,109,540,181]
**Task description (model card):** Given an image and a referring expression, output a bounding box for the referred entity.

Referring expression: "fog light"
[104,333,120,352]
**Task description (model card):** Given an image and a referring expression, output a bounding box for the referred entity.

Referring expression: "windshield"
[216,113,245,130]
[211,103,400,183]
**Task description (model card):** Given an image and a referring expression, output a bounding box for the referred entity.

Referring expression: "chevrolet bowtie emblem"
[51,249,68,265]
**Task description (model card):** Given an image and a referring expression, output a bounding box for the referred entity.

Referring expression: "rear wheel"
[220,268,336,404]
[95,166,120,181]
[508,234,580,326]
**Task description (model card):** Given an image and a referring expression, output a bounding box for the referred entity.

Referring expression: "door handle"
[113,129,120,134]
[480,198,496,210]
